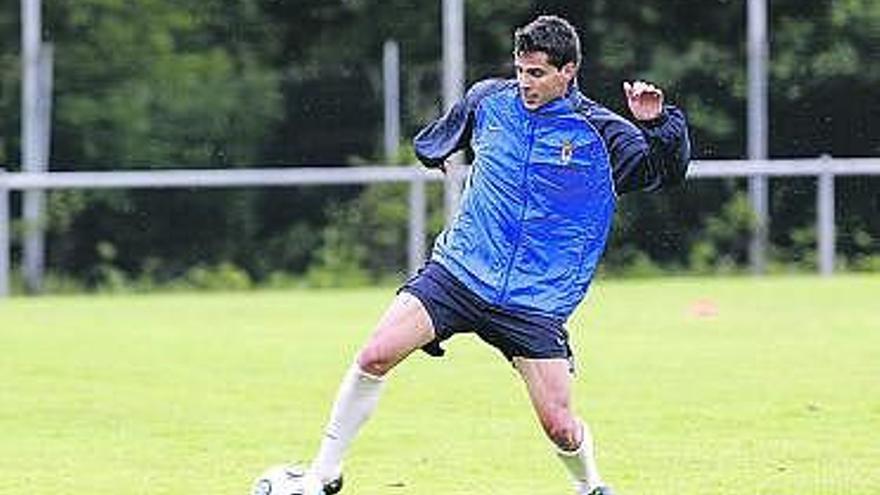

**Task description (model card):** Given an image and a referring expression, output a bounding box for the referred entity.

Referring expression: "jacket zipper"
[498,115,535,303]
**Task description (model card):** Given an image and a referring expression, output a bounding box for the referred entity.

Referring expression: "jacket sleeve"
[602,105,691,194]
[413,79,505,169]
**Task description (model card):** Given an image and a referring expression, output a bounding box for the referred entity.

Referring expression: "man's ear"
[560,62,577,83]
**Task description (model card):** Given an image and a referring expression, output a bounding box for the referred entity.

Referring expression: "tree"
[41,0,283,282]
[1,0,877,288]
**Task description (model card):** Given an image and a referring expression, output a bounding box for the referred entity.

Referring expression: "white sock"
[556,421,603,494]
[310,363,385,483]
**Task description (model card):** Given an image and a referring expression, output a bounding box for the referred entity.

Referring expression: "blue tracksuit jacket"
[413,79,691,321]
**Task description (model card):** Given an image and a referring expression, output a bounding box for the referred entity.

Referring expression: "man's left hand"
[623,80,664,122]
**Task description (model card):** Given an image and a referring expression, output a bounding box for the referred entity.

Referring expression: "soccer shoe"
[586,486,615,495]
[302,469,343,495]
[322,475,343,494]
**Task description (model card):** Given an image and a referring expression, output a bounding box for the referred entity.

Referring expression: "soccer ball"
[250,464,321,495]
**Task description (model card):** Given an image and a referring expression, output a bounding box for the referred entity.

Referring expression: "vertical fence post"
[383,40,400,164]
[817,157,835,277]
[0,168,9,298]
[22,0,51,294]
[408,167,426,275]
[442,0,465,224]
[747,0,770,274]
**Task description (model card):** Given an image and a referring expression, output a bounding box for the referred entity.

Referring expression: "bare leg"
[515,357,603,494]
[357,291,436,376]
[310,292,435,484]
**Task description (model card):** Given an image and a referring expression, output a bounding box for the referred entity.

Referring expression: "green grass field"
[1,274,878,495]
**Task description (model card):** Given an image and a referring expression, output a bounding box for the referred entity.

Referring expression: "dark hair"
[513,15,581,69]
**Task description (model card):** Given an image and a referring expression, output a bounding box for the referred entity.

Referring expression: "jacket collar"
[528,83,581,116]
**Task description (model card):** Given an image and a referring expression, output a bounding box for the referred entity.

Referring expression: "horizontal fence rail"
[2,158,879,297]
[688,158,880,177]
[1,165,446,190]
[3,158,878,190]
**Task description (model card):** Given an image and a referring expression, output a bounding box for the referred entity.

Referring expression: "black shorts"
[399,261,574,366]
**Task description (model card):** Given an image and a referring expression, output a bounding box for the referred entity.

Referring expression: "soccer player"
[300,14,690,495]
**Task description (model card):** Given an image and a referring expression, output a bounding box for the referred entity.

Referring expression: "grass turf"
[1,274,878,494]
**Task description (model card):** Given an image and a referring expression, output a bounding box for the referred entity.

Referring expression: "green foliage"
[303,169,444,287]
[785,226,818,269]
[180,262,253,291]
[851,254,880,272]
[90,240,129,292]
[249,222,322,280]
[48,1,281,167]
[1,0,878,288]
[610,249,668,278]
[46,191,89,234]
[305,204,371,288]
[26,0,283,289]
[688,192,755,273]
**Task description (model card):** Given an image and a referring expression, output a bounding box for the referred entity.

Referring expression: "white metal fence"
[1,157,879,297]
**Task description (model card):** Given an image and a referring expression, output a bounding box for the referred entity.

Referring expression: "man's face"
[515,51,576,110]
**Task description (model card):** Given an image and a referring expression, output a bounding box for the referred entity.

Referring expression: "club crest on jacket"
[561,140,574,165]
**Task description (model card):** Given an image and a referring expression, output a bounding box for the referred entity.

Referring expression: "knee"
[539,407,581,451]
[356,342,393,377]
